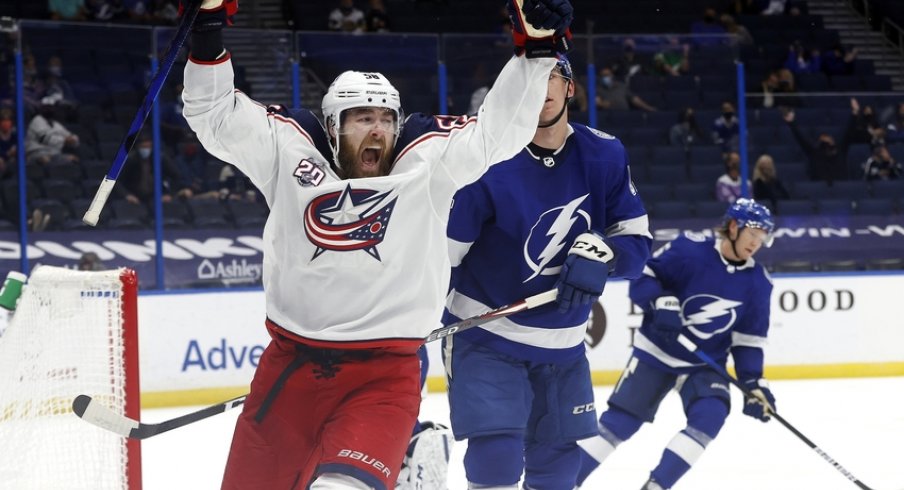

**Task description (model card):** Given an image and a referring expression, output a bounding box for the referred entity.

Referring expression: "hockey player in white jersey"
[442,55,652,489]
[179,0,573,488]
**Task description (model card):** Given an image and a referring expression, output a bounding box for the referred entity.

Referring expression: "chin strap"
[538,80,572,129]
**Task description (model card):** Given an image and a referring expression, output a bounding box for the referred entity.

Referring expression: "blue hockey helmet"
[555,55,573,80]
[724,198,775,247]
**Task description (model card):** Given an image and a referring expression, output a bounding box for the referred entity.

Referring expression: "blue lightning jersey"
[444,124,652,363]
[630,233,773,381]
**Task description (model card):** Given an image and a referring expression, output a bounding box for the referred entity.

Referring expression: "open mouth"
[360,145,383,170]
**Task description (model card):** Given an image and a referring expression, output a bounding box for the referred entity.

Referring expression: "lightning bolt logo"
[523,194,591,282]
[684,295,742,340]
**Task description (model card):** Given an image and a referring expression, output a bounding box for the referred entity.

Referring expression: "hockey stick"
[677,335,875,490]
[82,0,202,226]
[73,288,558,440]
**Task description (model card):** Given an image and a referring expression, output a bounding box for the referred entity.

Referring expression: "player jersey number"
[294,159,326,187]
[433,115,473,131]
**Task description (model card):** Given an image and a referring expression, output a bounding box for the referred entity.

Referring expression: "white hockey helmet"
[321,70,402,165]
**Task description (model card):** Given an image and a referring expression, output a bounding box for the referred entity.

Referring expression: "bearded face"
[334,107,397,179]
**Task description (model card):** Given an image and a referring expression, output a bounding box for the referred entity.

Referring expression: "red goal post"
[0,266,141,489]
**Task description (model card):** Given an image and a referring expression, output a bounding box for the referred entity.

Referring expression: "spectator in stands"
[116,135,190,204]
[217,164,260,203]
[669,107,706,148]
[690,7,726,47]
[783,108,852,183]
[161,83,194,148]
[49,0,88,21]
[850,97,884,146]
[78,252,106,271]
[25,102,79,166]
[328,0,365,33]
[728,0,769,15]
[123,0,153,23]
[762,0,788,15]
[85,0,125,21]
[720,13,754,46]
[365,0,391,32]
[862,145,902,181]
[21,54,46,117]
[651,38,690,77]
[610,38,645,83]
[42,56,78,119]
[0,109,17,180]
[711,101,739,153]
[715,152,745,203]
[153,0,180,24]
[596,66,657,112]
[784,41,820,74]
[175,138,221,200]
[761,69,800,108]
[752,154,790,209]
[820,43,857,76]
[883,102,904,143]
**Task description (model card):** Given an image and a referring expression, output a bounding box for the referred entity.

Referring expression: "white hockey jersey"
[182,53,555,351]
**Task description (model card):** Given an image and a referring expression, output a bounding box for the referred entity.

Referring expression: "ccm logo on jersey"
[572,402,595,414]
[337,449,392,477]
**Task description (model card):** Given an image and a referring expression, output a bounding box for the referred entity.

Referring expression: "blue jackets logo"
[304,184,397,260]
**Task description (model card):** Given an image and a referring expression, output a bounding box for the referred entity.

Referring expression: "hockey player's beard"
[336,136,393,179]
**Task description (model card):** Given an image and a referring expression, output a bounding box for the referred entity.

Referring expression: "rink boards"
[136,273,904,408]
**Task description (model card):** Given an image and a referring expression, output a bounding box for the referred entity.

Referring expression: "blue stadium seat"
[673,182,712,201]
[688,163,724,184]
[830,76,861,92]
[870,180,904,199]
[694,200,726,219]
[636,183,673,202]
[651,200,694,220]
[828,181,871,199]
[855,198,897,215]
[650,146,687,166]
[42,179,82,204]
[688,146,723,166]
[777,199,815,216]
[645,165,688,184]
[816,198,854,216]
[791,181,832,199]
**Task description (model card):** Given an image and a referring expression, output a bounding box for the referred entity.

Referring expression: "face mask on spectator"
[48,66,62,77]
[723,111,735,120]
[601,76,613,87]
[138,147,152,159]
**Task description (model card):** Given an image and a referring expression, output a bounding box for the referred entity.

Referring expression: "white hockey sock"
[310,472,373,490]
[577,425,621,464]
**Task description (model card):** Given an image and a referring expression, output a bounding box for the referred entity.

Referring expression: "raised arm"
[180,0,290,199]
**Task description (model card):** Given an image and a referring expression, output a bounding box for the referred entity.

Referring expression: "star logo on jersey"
[304,184,397,261]
[523,194,591,282]
[682,294,743,340]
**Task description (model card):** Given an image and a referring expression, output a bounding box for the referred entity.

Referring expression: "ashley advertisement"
[1,214,903,290]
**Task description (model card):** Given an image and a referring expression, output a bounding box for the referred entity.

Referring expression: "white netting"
[0,266,137,489]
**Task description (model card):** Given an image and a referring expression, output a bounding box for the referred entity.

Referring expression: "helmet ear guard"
[321,70,403,170]
[724,198,776,247]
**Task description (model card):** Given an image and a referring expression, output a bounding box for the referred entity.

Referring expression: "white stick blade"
[72,394,139,438]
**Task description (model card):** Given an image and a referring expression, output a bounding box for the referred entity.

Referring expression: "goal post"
[0,266,141,489]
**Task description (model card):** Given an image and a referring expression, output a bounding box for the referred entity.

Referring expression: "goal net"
[0,266,141,489]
